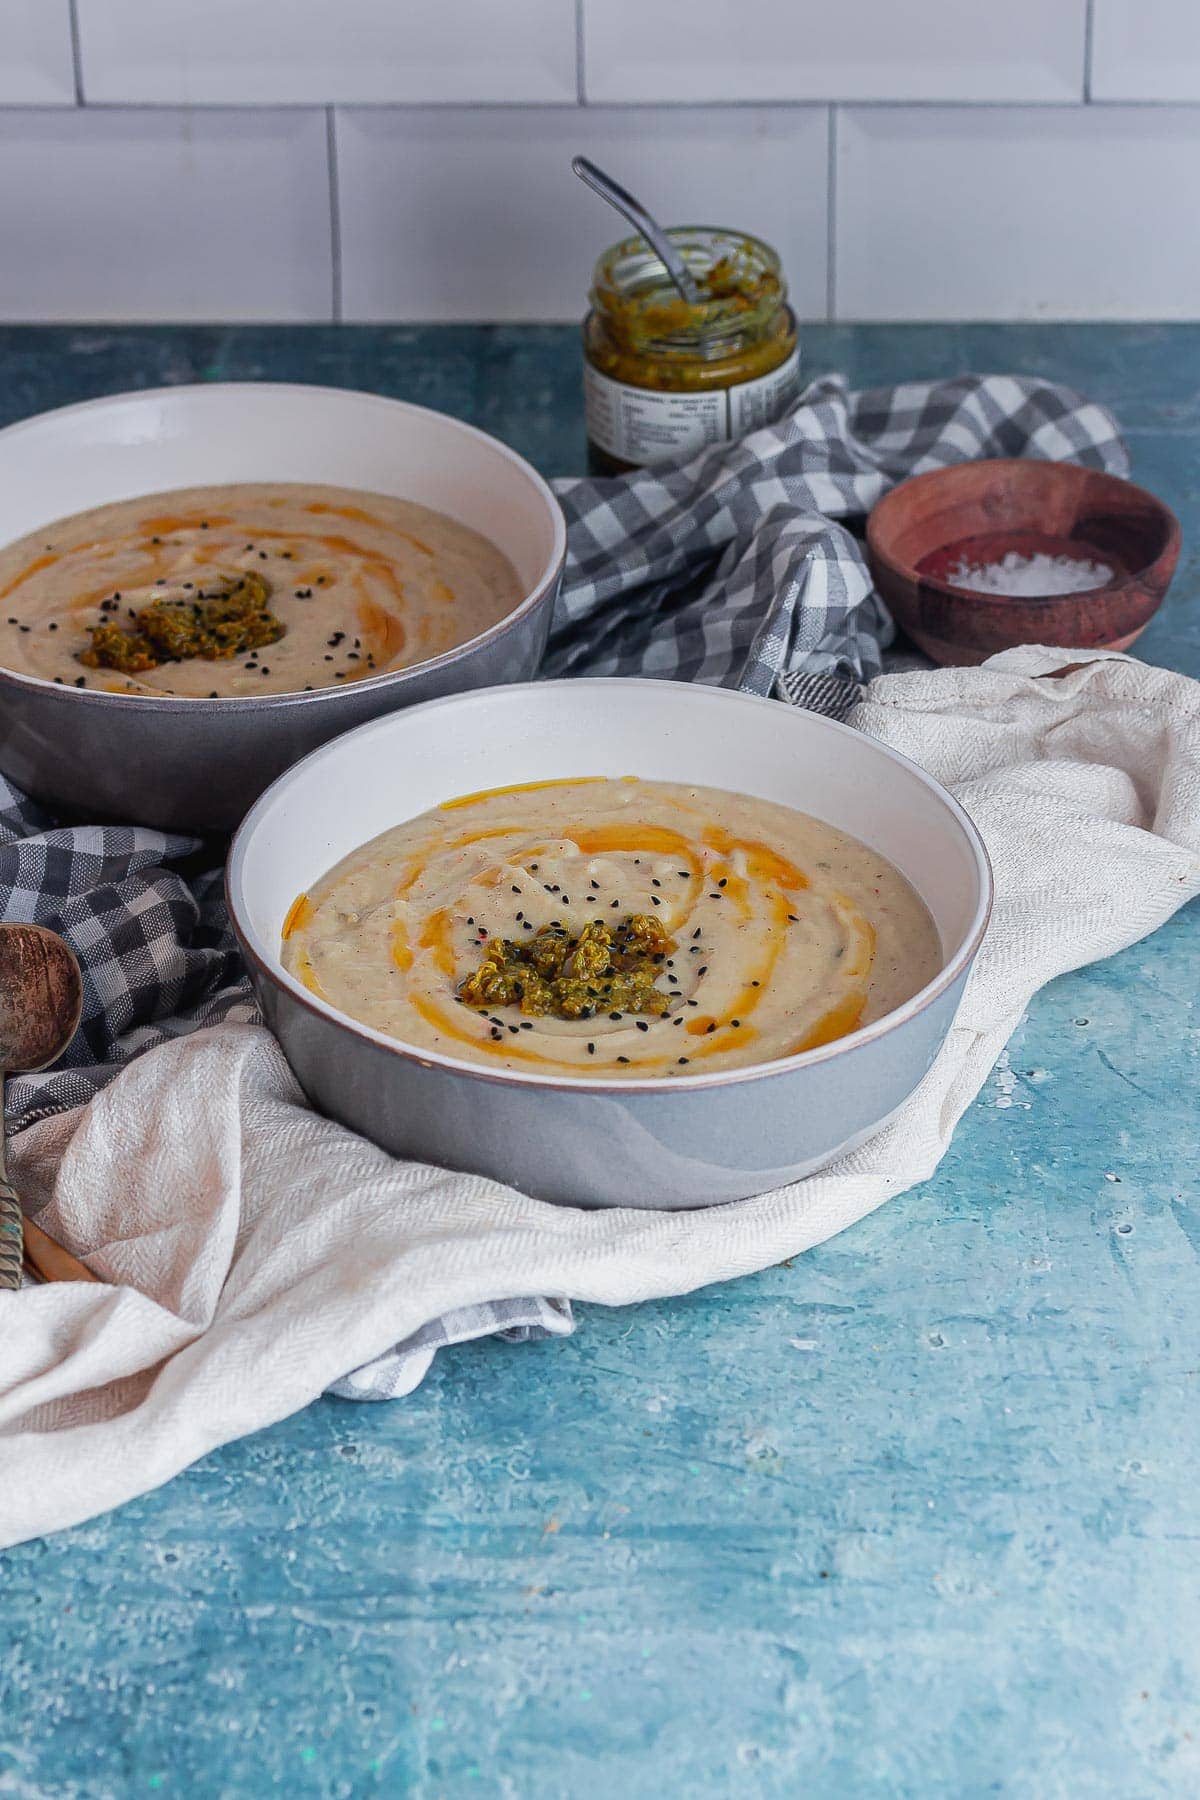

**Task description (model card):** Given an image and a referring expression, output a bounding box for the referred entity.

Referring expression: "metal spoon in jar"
[0,923,95,1289]
[571,155,702,306]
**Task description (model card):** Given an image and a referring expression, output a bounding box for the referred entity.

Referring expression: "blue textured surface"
[1,324,1198,1798]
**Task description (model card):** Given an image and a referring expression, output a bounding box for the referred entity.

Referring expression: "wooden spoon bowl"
[866,459,1181,666]
[0,922,90,1288]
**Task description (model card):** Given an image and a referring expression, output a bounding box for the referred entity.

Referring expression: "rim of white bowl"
[226,679,995,1095]
[0,382,567,710]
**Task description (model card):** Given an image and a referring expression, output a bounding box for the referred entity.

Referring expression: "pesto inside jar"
[583,227,799,473]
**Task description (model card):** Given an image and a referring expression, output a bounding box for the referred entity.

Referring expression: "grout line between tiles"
[326,106,342,324]
[9,97,1200,117]
[1084,0,1095,100]
[575,0,587,104]
[826,108,838,322]
[66,0,84,105]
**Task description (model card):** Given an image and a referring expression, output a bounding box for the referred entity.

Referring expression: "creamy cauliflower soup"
[0,483,523,697]
[281,777,942,1079]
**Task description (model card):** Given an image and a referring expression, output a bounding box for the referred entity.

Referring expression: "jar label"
[584,348,801,467]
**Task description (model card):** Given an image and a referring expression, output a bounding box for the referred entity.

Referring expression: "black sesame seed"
[677,1057,689,1066]
[587,1043,595,1055]
[74,675,86,687]
[511,884,521,894]
[635,1021,649,1032]
[520,1022,533,1030]
[650,896,661,907]
[651,878,661,888]
[788,914,798,923]
[731,1019,741,1028]
[617,1055,630,1064]
[698,966,708,976]
[47,622,57,631]
[260,666,270,675]
[706,1023,716,1034]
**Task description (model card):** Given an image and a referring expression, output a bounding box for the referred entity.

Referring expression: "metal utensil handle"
[0,1177,23,1291]
[571,155,701,305]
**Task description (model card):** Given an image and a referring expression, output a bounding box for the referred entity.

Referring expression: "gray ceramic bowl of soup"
[0,383,566,831]
[227,680,992,1210]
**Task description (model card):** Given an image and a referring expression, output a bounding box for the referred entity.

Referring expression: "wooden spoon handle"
[0,1180,22,1290]
[23,1215,100,1283]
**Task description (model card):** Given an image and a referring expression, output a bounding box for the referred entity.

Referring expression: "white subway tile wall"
[77,0,578,105]
[0,110,332,321]
[337,106,829,322]
[584,0,1087,104]
[1090,0,1200,102]
[836,107,1200,320]
[0,0,1195,321]
[0,0,75,104]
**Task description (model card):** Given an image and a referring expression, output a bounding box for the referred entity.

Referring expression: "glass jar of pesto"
[583,226,800,474]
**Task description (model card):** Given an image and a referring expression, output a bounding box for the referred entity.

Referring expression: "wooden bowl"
[866,459,1180,666]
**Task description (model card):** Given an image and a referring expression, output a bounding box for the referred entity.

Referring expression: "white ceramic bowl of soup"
[0,383,566,831]
[228,679,992,1209]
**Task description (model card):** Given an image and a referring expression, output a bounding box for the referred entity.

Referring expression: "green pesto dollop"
[458,914,675,1021]
[80,569,284,674]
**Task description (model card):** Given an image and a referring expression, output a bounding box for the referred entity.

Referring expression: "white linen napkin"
[3,646,1199,1550]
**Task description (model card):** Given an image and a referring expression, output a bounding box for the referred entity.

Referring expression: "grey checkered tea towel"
[1,372,1127,1400]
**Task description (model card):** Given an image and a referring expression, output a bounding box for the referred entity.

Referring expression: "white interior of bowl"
[229,679,991,1087]
[0,382,564,598]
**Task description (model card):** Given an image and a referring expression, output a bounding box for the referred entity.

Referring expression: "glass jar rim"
[590,226,787,353]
